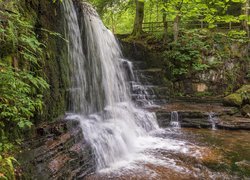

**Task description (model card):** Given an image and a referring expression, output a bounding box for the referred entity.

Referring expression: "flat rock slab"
[152,102,250,130]
[218,116,250,130]
[158,102,237,114]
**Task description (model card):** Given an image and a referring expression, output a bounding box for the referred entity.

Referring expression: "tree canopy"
[89,0,250,39]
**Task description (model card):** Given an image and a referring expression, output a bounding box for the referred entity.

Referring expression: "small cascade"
[170,111,181,128]
[208,112,217,130]
[130,82,158,107]
[121,59,134,81]
[122,60,159,108]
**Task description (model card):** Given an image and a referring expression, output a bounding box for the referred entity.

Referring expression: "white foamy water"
[170,111,181,128]
[208,112,217,130]
[63,0,199,174]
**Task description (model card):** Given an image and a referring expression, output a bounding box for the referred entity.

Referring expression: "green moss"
[2,56,13,65]
[236,85,250,93]
[223,93,243,107]
[195,92,213,97]
[223,84,250,107]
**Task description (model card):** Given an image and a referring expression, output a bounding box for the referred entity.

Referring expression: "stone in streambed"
[241,104,250,116]
[217,116,250,130]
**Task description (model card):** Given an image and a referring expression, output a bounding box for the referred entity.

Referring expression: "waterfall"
[63,0,88,113]
[170,111,180,128]
[62,0,159,171]
[208,112,217,130]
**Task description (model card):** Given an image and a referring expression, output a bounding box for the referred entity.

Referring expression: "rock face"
[120,40,164,69]
[18,119,95,179]
[120,41,172,105]
[120,40,250,130]
[154,102,250,130]
[119,38,249,97]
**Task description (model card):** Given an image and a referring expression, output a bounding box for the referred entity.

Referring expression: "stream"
[86,128,250,179]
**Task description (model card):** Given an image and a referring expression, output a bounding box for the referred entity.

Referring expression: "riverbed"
[87,128,250,179]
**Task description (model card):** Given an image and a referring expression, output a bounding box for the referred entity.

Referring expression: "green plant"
[0,155,17,180]
[163,31,211,80]
[195,91,213,97]
[0,2,49,178]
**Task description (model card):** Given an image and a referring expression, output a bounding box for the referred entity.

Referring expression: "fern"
[0,1,50,178]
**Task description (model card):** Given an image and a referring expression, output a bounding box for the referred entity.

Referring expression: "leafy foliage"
[89,0,250,37]
[163,30,210,80]
[0,1,49,178]
[0,155,17,180]
[162,28,249,94]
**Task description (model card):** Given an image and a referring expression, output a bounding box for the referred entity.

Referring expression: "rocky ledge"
[153,102,250,130]
[18,118,95,179]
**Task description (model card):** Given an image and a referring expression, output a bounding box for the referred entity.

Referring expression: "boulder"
[223,84,250,107]
[223,93,243,107]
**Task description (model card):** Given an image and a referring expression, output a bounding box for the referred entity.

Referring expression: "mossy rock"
[238,85,250,105]
[223,93,243,107]
[236,85,250,94]
[241,104,250,116]
[223,84,250,107]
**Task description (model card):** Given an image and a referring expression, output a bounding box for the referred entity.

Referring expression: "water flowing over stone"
[170,111,180,128]
[62,0,87,113]
[208,112,217,130]
[63,0,159,171]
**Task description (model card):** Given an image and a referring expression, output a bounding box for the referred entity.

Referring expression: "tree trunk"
[12,56,19,71]
[163,12,168,45]
[173,14,180,43]
[242,0,250,58]
[243,0,249,38]
[132,0,144,37]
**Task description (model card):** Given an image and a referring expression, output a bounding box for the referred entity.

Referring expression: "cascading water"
[63,0,87,113]
[61,1,232,179]
[170,111,181,128]
[63,0,159,171]
[208,112,217,130]
[124,59,158,108]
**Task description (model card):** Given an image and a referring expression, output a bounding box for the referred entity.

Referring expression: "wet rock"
[156,109,211,129]
[241,104,250,116]
[172,96,223,104]
[217,116,250,130]
[155,102,249,130]
[223,93,243,107]
[18,119,95,179]
[181,117,211,129]
[135,69,165,85]
[156,112,171,127]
